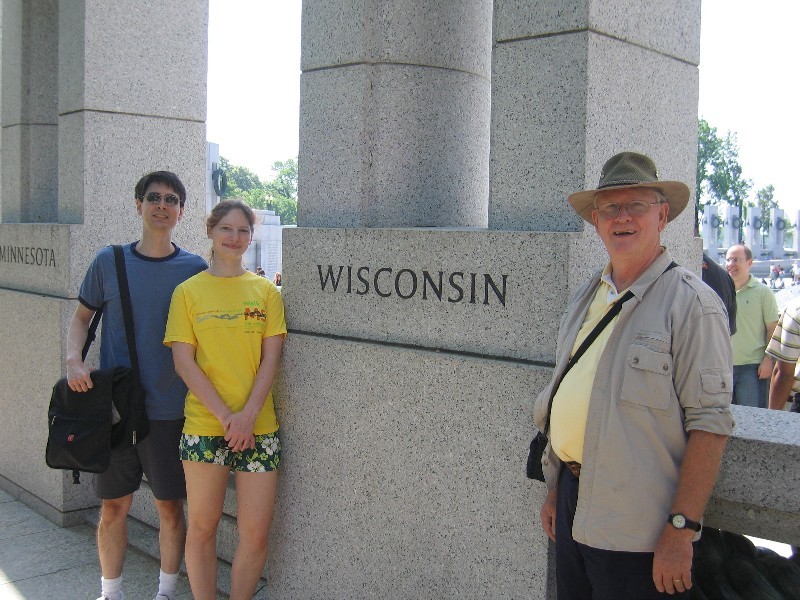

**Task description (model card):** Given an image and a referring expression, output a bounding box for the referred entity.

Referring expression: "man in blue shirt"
[66,171,207,600]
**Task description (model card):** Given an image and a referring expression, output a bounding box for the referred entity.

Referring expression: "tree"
[696,118,752,242]
[240,188,271,210]
[696,118,719,208]
[271,195,297,225]
[263,159,298,225]
[265,159,298,201]
[710,133,751,211]
[217,156,298,225]
[219,156,263,198]
[755,184,791,247]
[756,185,777,213]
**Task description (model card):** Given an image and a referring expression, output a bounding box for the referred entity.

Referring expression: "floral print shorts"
[179,431,281,472]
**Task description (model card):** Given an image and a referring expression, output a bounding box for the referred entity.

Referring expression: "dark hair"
[135,171,187,207]
[207,199,256,234]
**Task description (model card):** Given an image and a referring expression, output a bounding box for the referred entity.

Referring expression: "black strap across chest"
[542,261,678,435]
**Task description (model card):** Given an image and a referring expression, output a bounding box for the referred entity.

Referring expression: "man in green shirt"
[725,244,779,408]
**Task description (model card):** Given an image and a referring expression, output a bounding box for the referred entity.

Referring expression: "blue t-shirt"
[78,242,207,420]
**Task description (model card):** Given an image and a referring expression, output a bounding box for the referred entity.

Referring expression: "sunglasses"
[144,192,181,206]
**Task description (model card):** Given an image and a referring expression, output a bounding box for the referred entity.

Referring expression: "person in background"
[702,252,736,335]
[725,244,779,408]
[766,295,800,413]
[273,271,282,287]
[766,299,800,561]
[165,199,286,600]
[67,171,207,600]
[769,264,779,288]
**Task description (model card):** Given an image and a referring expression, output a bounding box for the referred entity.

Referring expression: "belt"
[565,461,581,478]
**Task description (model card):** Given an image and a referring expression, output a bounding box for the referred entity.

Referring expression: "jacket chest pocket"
[620,344,674,412]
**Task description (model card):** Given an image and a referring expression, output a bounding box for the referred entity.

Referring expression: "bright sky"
[207,1,798,216]
[698,0,800,218]
[206,0,301,181]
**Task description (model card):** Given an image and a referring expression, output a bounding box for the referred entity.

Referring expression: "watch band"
[668,513,702,532]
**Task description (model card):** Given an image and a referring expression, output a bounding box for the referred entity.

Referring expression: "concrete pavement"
[0,488,193,599]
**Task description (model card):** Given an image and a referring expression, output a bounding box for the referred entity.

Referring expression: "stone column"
[748,206,763,257]
[1,0,58,223]
[795,211,800,254]
[273,2,552,599]
[298,0,492,227]
[722,204,739,249]
[770,208,785,258]
[702,205,720,256]
[490,0,702,281]
[0,0,208,524]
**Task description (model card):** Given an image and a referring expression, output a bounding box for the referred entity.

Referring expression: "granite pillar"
[298,0,492,228]
[0,0,209,525]
[1,0,58,224]
[490,0,702,285]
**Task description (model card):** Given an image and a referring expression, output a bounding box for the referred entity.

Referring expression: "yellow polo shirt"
[550,267,625,464]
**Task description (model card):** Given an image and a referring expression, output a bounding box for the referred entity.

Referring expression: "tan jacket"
[533,249,734,552]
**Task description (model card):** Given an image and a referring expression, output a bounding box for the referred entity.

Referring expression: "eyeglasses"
[144,192,181,206]
[725,257,743,264]
[595,200,662,219]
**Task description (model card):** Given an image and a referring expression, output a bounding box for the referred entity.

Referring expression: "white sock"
[157,569,180,599]
[100,575,123,600]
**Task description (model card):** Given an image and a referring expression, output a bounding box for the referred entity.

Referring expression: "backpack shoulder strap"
[81,309,103,362]
[112,245,140,376]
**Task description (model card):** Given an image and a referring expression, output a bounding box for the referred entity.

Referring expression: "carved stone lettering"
[0,245,57,267]
[316,265,508,307]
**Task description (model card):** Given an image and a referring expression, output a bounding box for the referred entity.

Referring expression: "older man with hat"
[533,152,734,599]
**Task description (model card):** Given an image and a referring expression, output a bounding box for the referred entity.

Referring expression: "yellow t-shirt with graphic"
[164,271,287,436]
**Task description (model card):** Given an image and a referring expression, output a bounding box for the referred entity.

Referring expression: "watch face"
[672,514,686,528]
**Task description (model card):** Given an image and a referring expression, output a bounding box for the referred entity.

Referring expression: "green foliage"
[696,118,718,206]
[697,118,753,243]
[755,184,792,250]
[218,156,298,225]
[756,184,777,216]
[240,188,270,210]
[271,195,297,224]
[219,157,263,198]
[696,118,752,210]
[265,159,298,201]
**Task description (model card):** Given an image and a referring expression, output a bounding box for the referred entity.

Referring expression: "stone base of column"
[265,226,592,598]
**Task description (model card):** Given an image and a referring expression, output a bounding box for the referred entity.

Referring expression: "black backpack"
[46,245,149,483]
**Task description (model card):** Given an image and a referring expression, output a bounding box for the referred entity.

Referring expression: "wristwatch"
[668,513,702,532]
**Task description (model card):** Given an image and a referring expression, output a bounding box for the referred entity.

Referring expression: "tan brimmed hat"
[568,152,690,223]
